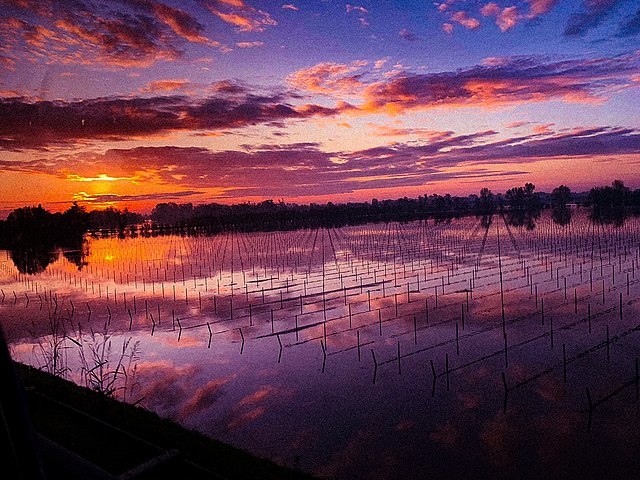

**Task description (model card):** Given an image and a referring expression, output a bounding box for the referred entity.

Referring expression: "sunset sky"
[1,0,639,216]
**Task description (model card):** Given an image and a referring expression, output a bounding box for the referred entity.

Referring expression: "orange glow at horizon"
[2,150,640,219]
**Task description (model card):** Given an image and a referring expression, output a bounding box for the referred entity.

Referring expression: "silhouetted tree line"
[87,207,145,234]
[0,203,90,273]
[150,196,478,233]
[0,203,144,273]
[2,180,640,275]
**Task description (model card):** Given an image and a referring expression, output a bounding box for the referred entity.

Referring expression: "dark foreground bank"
[9,362,316,480]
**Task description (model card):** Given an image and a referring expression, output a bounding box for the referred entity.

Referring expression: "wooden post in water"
[425,298,429,324]
[619,292,623,320]
[501,372,508,413]
[445,353,450,391]
[430,359,436,397]
[632,358,640,401]
[503,331,508,368]
[371,349,378,384]
[277,334,282,363]
[586,386,593,431]
[563,344,567,383]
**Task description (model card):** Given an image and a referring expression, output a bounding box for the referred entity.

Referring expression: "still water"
[2,209,640,479]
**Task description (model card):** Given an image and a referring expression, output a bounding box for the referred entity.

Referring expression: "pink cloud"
[178,376,236,420]
[237,385,278,407]
[346,4,368,14]
[481,3,501,17]
[236,41,265,48]
[226,406,266,430]
[505,121,532,128]
[496,6,520,31]
[451,11,481,29]
[527,0,558,16]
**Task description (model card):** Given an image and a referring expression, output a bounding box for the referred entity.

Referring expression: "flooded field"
[3,209,640,479]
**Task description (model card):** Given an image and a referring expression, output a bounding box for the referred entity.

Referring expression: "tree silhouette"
[504,183,542,230]
[551,185,572,207]
[588,180,629,226]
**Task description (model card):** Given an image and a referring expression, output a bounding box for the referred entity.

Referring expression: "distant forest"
[1,181,639,257]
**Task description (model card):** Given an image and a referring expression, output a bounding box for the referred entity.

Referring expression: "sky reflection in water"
[2,210,640,478]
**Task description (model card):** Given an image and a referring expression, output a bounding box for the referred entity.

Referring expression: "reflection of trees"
[590,208,628,227]
[505,209,541,230]
[480,215,493,229]
[551,206,572,226]
[62,239,90,270]
[10,244,59,274]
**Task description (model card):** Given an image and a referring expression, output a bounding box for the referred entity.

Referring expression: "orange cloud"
[288,61,369,95]
[207,0,277,32]
[151,2,218,45]
[533,122,555,134]
[140,79,190,93]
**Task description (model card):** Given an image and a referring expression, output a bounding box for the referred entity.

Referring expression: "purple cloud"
[0,0,224,68]
[3,126,639,199]
[360,53,640,114]
[0,85,352,150]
